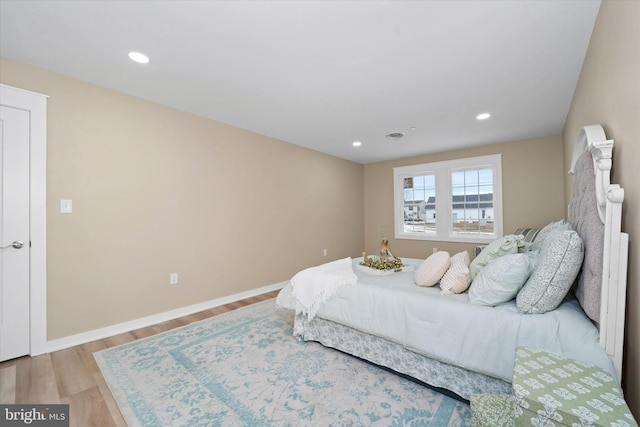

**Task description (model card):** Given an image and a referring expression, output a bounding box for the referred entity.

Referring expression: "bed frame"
[569,124,629,381]
[289,124,629,399]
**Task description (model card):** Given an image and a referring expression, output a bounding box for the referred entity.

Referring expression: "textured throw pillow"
[469,253,534,306]
[469,235,526,279]
[516,229,584,314]
[530,219,573,252]
[414,251,451,287]
[440,251,472,295]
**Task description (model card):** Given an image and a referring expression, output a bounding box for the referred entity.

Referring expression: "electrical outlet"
[323,249,328,256]
[433,247,438,254]
[60,199,73,214]
[170,273,179,285]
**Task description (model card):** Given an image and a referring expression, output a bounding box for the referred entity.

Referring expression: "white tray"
[355,263,415,276]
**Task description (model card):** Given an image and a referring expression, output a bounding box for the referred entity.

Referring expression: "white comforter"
[276,257,616,383]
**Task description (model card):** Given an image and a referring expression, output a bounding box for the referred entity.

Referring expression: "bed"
[275,124,629,400]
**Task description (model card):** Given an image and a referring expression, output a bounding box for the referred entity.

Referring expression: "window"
[393,154,502,243]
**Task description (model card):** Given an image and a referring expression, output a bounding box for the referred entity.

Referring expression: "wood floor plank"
[7,292,279,425]
[93,372,128,427]
[176,312,209,325]
[149,318,185,335]
[0,363,17,403]
[79,340,111,377]
[128,325,160,341]
[63,386,118,427]
[15,353,60,404]
[105,332,138,349]
[51,346,97,398]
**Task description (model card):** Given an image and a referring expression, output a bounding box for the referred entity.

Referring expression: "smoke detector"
[386,132,405,140]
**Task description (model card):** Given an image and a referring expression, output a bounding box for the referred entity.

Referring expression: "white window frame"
[393,154,503,243]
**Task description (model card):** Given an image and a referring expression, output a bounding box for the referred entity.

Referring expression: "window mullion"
[434,169,450,238]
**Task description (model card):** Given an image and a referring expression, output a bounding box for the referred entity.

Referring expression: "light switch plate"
[170,273,179,285]
[60,199,73,214]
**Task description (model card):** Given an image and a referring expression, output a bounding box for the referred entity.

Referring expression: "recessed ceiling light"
[386,132,405,140]
[476,113,491,120]
[352,141,362,147]
[128,51,150,64]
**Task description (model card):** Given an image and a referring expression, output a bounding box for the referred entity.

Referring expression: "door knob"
[1,240,24,249]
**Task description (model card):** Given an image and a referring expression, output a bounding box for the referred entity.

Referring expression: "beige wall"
[562,0,640,416]
[0,57,364,340]
[363,135,566,259]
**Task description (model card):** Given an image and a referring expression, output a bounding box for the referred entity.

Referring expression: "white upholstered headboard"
[568,124,629,381]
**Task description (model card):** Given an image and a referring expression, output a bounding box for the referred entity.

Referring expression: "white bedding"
[276,257,617,384]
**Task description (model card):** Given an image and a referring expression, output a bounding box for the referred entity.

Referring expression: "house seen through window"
[394,154,502,243]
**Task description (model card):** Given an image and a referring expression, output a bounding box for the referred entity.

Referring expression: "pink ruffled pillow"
[414,251,451,287]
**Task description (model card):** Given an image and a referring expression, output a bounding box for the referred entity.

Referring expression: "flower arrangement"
[360,237,404,270]
[360,253,404,271]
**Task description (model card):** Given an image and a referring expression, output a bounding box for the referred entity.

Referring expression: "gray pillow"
[516,229,584,314]
[530,219,573,252]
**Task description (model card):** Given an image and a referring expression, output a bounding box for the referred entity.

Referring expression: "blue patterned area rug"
[94,299,471,426]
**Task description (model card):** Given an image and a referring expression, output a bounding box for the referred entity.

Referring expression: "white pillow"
[440,251,471,295]
[469,235,526,279]
[469,253,534,306]
[414,251,450,287]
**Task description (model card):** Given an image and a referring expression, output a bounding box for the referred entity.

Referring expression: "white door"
[0,105,31,361]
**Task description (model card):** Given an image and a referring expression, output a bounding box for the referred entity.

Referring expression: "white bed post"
[602,184,628,381]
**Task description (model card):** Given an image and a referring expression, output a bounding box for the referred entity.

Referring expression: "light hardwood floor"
[0,290,280,427]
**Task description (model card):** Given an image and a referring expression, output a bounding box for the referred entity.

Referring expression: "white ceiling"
[0,1,601,164]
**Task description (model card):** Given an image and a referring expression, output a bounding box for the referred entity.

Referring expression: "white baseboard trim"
[44,281,287,354]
